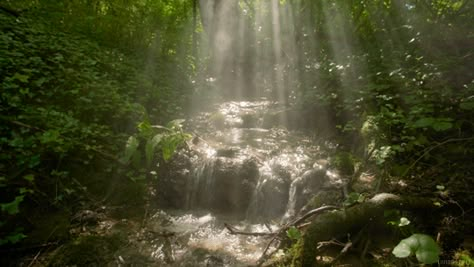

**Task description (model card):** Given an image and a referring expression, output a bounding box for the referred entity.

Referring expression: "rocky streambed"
[44,100,350,266]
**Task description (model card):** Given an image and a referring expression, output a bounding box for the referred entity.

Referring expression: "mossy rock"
[49,234,126,267]
[241,113,258,128]
[331,152,355,176]
[304,190,342,212]
[209,112,226,129]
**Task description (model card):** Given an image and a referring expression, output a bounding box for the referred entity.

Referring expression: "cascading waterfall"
[176,101,341,221]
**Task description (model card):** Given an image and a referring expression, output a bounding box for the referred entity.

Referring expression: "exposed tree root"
[224,206,340,266]
[299,193,438,267]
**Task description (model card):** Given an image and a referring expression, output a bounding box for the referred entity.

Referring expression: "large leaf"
[122,136,139,163]
[1,195,24,215]
[392,234,440,264]
[412,117,435,128]
[286,226,301,241]
[145,134,163,167]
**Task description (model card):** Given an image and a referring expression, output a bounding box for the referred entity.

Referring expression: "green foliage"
[453,250,474,267]
[331,151,355,176]
[1,195,24,215]
[123,119,191,172]
[0,228,27,246]
[392,234,440,264]
[343,192,366,207]
[0,0,193,246]
[286,226,302,241]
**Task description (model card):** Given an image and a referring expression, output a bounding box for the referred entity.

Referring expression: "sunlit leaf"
[393,234,440,264]
[145,134,163,167]
[286,226,301,241]
[122,136,139,163]
[398,217,411,227]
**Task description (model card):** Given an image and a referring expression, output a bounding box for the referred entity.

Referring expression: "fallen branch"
[257,206,339,265]
[223,205,339,266]
[224,223,274,236]
[287,205,340,227]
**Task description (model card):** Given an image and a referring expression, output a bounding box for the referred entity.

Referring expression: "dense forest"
[1,0,473,266]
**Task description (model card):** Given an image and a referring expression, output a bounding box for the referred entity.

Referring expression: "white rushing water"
[151,101,343,265]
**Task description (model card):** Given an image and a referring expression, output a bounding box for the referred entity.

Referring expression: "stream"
[147,100,345,266]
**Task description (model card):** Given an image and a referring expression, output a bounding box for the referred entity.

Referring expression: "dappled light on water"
[148,211,277,265]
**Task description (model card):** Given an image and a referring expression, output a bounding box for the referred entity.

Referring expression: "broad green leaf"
[413,118,435,128]
[415,234,440,264]
[23,174,34,182]
[432,121,452,131]
[145,134,163,167]
[123,136,139,163]
[286,226,301,241]
[138,121,153,137]
[393,241,412,258]
[7,232,27,244]
[392,234,440,264]
[12,73,30,83]
[1,195,24,215]
[436,185,445,191]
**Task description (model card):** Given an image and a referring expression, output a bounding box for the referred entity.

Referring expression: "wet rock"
[216,147,239,158]
[241,113,259,128]
[257,175,291,218]
[249,164,292,218]
[300,190,343,215]
[292,168,328,212]
[157,150,193,208]
[351,172,377,193]
[205,255,224,267]
[177,248,226,267]
[71,209,105,225]
[207,158,259,214]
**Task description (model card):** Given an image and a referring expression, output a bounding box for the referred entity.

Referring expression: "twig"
[317,239,346,249]
[27,250,42,267]
[287,205,339,227]
[224,223,274,236]
[257,205,340,265]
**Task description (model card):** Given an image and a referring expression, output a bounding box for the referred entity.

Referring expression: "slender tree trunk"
[193,0,198,62]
